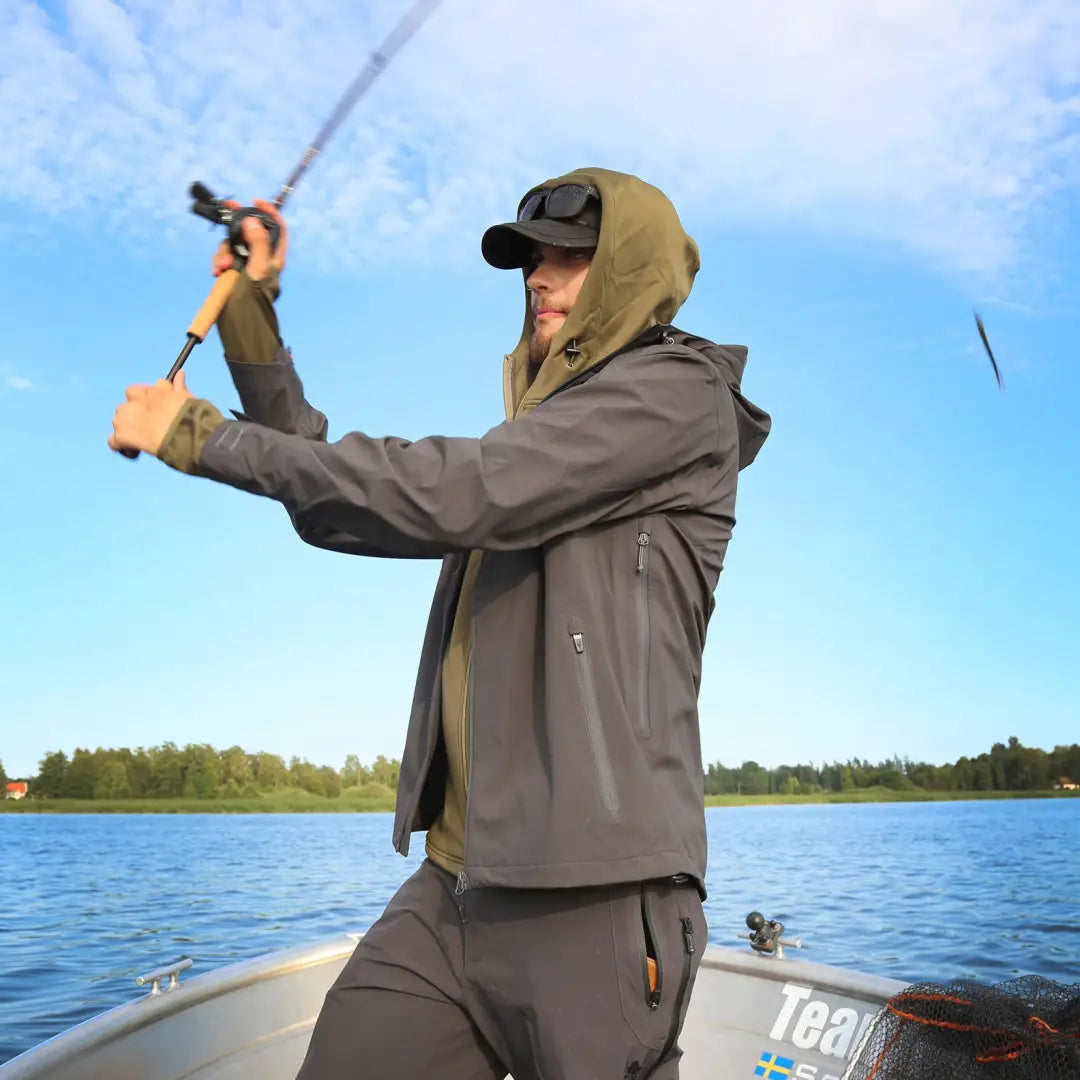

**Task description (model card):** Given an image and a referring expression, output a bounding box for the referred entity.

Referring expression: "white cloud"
[2,368,33,390]
[1,0,1077,280]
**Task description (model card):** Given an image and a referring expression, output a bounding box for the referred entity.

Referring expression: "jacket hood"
[498,167,771,471]
[667,332,772,471]
[502,167,701,419]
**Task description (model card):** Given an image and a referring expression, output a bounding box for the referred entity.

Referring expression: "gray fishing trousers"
[294,858,706,1080]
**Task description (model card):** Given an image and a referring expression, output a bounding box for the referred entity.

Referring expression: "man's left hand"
[108,371,195,457]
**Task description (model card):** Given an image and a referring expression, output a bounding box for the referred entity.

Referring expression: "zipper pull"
[681,917,695,954]
[455,870,469,896]
[571,631,585,654]
[636,532,649,572]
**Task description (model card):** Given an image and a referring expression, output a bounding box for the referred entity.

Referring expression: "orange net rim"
[855,990,1080,1078]
[886,991,1080,1041]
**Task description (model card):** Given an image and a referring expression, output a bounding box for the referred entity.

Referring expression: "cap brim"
[481,219,599,270]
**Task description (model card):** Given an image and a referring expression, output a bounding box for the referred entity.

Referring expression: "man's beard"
[527,315,566,380]
[528,327,551,380]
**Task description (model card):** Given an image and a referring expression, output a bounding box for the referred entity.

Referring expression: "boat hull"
[0,935,903,1079]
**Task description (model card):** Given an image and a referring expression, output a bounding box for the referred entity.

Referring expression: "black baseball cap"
[482,183,601,270]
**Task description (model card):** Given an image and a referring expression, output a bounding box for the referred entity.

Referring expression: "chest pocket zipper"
[636,521,653,737]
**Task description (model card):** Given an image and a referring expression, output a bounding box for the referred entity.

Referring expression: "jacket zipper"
[461,649,472,796]
[394,555,466,853]
[453,330,675,889]
[502,353,516,418]
[635,521,652,737]
[656,917,696,1066]
[568,620,619,814]
[455,616,478,897]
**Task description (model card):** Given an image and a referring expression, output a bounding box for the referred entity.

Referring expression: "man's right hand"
[211,198,289,283]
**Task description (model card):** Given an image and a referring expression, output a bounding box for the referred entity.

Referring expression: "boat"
[0,912,904,1079]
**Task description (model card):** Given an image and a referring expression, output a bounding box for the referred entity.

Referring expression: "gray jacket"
[166,167,771,895]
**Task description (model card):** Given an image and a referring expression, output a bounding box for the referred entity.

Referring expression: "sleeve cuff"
[216,267,283,366]
[157,398,229,474]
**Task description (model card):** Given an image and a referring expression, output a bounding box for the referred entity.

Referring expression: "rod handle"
[187,269,241,341]
[116,272,240,461]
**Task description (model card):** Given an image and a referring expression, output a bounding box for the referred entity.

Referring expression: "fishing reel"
[188,181,282,270]
[112,0,442,463]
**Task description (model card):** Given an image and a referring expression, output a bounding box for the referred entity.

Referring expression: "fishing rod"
[117,0,444,459]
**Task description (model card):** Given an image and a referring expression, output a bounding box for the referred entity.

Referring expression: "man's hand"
[211,198,289,282]
[108,371,195,457]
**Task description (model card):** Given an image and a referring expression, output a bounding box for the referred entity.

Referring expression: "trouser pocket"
[641,887,662,1009]
[612,880,704,1055]
[655,899,697,1071]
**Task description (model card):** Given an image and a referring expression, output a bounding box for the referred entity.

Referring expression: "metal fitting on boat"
[739,911,804,960]
[134,958,193,995]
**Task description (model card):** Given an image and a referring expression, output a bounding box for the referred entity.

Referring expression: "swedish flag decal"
[754,1051,794,1078]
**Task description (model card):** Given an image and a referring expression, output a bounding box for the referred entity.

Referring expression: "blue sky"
[1,0,1078,779]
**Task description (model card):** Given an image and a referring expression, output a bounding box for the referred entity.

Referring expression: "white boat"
[0,913,904,1079]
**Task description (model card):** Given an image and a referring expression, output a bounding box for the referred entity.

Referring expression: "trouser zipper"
[681,917,695,955]
[655,916,695,1068]
[641,890,662,1010]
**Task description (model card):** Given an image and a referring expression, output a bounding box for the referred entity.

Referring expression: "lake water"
[2,799,1078,1064]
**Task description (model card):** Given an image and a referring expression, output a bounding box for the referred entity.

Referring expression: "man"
[109,167,771,1079]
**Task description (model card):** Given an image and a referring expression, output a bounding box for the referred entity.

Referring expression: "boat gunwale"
[0,934,363,1076]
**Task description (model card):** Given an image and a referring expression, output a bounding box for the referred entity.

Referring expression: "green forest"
[1,745,398,803]
[702,736,1079,796]
[1,735,1077,810]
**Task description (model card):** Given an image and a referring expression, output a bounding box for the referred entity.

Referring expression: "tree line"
[0,744,399,801]
[1,735,1076,802]
[703,736,1080,796]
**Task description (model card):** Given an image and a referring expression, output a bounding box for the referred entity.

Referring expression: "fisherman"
[108,168,771,1079]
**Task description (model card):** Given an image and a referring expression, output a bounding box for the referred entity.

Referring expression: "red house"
[5,781,28,800]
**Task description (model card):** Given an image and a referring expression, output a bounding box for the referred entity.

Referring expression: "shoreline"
[704,787,1078,806]
[2,787,1076,814]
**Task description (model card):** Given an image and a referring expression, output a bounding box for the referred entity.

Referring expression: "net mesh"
[842,975,1080,1080]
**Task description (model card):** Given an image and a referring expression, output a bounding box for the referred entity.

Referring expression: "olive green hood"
[502,167,701,420]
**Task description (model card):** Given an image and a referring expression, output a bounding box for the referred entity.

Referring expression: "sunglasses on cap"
[517,183,601,223]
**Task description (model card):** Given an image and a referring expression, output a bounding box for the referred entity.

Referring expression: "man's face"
[525,242,594,365]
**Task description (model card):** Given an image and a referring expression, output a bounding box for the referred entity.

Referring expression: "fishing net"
[842,975,1080,1080]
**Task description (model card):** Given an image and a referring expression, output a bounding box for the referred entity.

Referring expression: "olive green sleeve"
[157,398,228,475]
[156,267,284,471]
[215,268,282,366]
